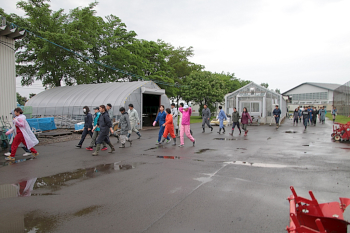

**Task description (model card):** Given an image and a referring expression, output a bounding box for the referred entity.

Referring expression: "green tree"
[16,92,27,106]
[260,83,269,88]
[275,88,281,94]
[182,71,228,115]
[29,93,36,98]
[15,0,90,87]
[167,46,204,106]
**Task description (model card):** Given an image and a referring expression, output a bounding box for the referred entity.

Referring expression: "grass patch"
[190,116,214,124]
[326,113,350,124]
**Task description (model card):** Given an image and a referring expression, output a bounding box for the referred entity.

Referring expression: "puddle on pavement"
[213,138,237,141]
[285,131,297,133]
[303,145,309,146]
[0,162,144,199]
[224,161,289,168]
[1,157,36,168]
[24,210,62,233]
[4,205,102,233]
[73,205,101,217]
[145,147,159,151]
[236,148,247,150]
[156,156,181,159]
[196,148,216,154]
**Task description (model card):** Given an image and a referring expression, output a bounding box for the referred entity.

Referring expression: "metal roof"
[0,25,26,40]
[225,81,282,97]
[26,81,160,110]
[282,82,341,95]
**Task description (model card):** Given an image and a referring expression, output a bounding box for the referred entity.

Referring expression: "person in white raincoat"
[171,103,179,136]
[4,109,32,157]
[5,108,39,161]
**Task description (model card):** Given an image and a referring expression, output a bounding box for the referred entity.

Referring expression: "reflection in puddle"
[157,156,181,159]
[196,148,215,154]
[285,131,297,133]
[224,161,289,168]
[0,162,144,199]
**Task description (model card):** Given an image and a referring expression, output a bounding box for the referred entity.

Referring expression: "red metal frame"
[286,186,350,233]
[332,122,350,141]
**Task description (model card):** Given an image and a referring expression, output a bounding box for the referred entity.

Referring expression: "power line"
[10,22,186,88]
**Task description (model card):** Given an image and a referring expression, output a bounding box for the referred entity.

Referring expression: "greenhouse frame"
[25,81,171,129]
[225,82,287,124]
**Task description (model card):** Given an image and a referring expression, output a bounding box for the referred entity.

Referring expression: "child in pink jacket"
[178,105,196,147]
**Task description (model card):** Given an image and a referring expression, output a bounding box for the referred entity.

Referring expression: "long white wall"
[0,35,16,121]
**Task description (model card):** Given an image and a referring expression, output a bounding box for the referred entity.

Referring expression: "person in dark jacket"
[312,107,318,126]
[307,106,313,125]
[119,107,132,148]
[202,104,213,133]
[92,105,115,156]
[86,107,107,151]
[302,108,309,131]
[293,108,299,126]
[229,107,241,135]
[76,106,93,148]
[273,105,281,128]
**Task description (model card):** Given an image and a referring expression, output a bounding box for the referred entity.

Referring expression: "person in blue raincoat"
[153,105,171,145]
[217,106,227,134]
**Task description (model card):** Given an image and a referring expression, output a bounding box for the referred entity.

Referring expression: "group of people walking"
[153,103,196,147]
[77,103,142,156]
[293,106,335,131]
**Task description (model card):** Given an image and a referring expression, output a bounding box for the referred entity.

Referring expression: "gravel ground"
[37,129,81,146]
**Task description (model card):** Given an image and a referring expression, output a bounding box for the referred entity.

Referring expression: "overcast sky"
[3,0,350,97]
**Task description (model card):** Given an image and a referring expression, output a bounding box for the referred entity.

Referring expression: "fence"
[333,81,350,117]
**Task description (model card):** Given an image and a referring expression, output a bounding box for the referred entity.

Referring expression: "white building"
[0,18,26,120]
[225,82,287,124]
[282,82,340,111]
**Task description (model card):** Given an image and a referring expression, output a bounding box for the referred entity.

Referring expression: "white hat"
[184,105,189,109]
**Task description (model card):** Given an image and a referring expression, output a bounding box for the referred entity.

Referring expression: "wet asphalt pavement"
[1,119,350,233]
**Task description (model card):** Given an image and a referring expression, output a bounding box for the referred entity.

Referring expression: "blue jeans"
[78,127,93,145]
[158,125,170,142]
[275,117,280,124]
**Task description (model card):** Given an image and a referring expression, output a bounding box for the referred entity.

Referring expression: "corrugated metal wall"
[0,35,17,120]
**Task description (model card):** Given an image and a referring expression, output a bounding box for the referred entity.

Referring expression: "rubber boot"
[136,132,141,139]
[239,129,241,135]
[229,129,234,136]
[223,128,225,134]
[119,144,125,148]
[160,138,166,145]
[92,144,101,156]
[211,127,213,132]
[217,128,221,134]
[202,128,205,133]
[172,138,176,146]
[108,142,115,153]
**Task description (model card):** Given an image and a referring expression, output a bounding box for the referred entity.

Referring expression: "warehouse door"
[142,94,160,126]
